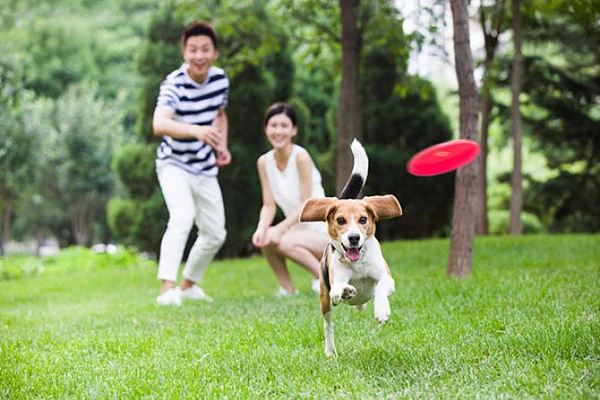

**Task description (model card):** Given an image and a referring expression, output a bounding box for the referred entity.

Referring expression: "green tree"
[13,96,61,252]
[0,61,42,254]
[358,24,455,238]
[135,3,184,143]
[1,0,154,137]
[109,143,165,251]
[109,3,183,253]
[278,0,455,238]
[20,18,99,99]
[476,0,507,235]
[180,0,295,256]
[52,83,122,245]
[110,1,293,257]
[337,0,362,193]
[362,73,455,238]
[509,0,524,234]
[495,0,600,233]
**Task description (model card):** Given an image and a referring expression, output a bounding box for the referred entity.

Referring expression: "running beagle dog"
[300,139,402,357]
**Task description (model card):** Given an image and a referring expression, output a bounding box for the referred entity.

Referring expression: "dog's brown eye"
[358,216,368,224]
[336,217,346,225]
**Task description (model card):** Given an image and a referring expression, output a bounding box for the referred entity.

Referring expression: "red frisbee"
[407,139,480,176]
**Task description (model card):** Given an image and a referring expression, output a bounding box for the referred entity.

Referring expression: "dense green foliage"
[0,63,42,239]
[1,235,598,397]
[54,83,122,245]
[107,0,456,257]
[1,0,598,256]
[134,3,184,143]
[493,0,600,233]
[0,0,154,249]
[361,45,454,238]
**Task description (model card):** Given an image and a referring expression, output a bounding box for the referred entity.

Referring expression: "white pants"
[156,163,226,283]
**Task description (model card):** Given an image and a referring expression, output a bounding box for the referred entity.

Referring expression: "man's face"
[183,35,218,84]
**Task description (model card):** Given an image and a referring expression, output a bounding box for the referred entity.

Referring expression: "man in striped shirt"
[153,21,230,306]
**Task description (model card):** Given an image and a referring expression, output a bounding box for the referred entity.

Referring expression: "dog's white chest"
[332,258,380,305]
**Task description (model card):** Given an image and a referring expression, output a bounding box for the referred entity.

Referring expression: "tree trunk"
[1,199,12,256]
[477,84,490,235]
[509,0,523,235]
[72,199,91,246]
[447,0,480,278]
[336,0,362,195]
[36,227,44,256]
[476,1,505,235]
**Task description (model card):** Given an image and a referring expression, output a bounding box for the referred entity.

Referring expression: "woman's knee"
[278,236,299,256]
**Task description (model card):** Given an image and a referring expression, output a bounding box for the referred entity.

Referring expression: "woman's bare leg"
[278,231,328,278]
[261,244,295,292]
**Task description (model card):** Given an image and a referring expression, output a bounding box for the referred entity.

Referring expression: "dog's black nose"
[348,234,360,246]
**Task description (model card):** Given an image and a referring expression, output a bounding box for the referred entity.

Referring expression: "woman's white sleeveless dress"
[264,145,327,233]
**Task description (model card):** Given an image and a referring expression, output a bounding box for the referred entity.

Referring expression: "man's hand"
[215,148,232,166]
[197,126,223,150]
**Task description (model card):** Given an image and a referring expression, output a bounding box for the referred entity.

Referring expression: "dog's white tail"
[339,139,369,199]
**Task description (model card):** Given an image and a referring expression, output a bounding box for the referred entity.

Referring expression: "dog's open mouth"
[342,244,362,261]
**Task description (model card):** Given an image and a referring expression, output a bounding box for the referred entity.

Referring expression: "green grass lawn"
[1,234,599,399]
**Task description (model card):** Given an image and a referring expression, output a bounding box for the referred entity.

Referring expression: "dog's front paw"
[341,285,356,300]
[330,285,356,305]
[373,297,391,323]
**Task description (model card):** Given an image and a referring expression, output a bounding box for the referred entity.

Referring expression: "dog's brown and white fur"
[300,140,402,357]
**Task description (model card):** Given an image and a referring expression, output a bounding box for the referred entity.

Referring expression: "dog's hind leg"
[320,288,337,357]
[323,311,337,357]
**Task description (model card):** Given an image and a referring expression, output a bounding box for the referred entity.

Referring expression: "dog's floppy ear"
[300,197,338,222]
[362,195,402,220]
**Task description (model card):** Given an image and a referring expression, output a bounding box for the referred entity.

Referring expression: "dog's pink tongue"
[346,248,361,261]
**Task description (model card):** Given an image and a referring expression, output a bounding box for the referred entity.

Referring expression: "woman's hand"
[252,225,285,248]
[265,225,283,245]
[252,227,268,248]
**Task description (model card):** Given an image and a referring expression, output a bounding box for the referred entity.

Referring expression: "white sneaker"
[156,288,182,306]
[276,286,299,297]
[311,278,321,294]
[179,285,213,302]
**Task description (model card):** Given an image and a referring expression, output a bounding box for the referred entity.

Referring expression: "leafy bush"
[107,197,137,242]
[488,210,546,235]
[0,257,44,281]
[41,246,155,274]
[111,143,157,199]
[525,172,600,233]
[129,189,168,253]
[0,246,155,281]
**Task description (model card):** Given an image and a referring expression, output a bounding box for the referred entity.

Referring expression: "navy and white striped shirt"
[155,63,229,176]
